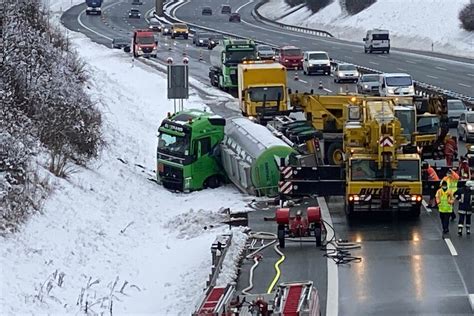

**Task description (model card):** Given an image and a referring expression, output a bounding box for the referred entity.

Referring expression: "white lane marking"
[422,200,432,213]
[469,294,474,311]
[397,68,407,71]
[406,60,417,64]
[369,61,379,65]
[324,88,333,93]
[317,197,338,316]
[426,75,438,79]
[467,74,474,77]
[459,83,472,88]
[436,66,447,71]
[344,55,353,59]
[444,238,458,256]
[298,79,308,83]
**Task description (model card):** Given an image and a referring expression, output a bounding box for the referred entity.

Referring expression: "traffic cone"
[345,84,349,94]
[199,49,203,61]
[294,67,299,81]
[182,44,187,57]
[318,80,323,90]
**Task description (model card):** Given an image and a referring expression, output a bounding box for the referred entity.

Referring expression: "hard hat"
[466,181,474,187]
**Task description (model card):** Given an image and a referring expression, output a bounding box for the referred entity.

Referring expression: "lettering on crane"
[359,187,411,195]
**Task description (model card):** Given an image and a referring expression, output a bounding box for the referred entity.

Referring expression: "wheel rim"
[332,148,344,165]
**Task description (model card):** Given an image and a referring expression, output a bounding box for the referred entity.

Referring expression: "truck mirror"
[124,46,131,53]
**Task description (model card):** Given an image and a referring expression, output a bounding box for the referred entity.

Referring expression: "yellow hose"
[266,246,286,294]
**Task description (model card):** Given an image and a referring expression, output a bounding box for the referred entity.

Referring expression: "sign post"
[167,57,189,113]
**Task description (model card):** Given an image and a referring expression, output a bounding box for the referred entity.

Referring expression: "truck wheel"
[277,225,285,248]
[327,142,344,165]
[171,35,175,39]
[364,48,367,53]
[314,226,322,247]
[205,175,220,189]
[369,46,373,53]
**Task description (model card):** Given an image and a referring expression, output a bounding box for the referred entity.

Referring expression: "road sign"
[380,136,394,147]
[167,64,189,99]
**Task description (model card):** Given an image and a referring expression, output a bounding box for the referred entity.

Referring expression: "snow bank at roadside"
[1,2,252,315]
[260,0,474,58]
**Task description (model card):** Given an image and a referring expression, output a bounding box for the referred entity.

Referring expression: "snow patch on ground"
[261,0,474,58]
[258,0,292,19]
[215,229,249,287]
[0,2,252,315]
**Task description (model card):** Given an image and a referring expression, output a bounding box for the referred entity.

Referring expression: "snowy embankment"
[0,1,251,315]
[259,0,474,58]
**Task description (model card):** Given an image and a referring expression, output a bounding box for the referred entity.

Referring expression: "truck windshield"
[248,86,284,102]
[283,49,302,56]
[137,36,155,44]
[225,50,257,64]
[386,76,412,86]
[448,100,466,110]
[351,159,419,181]
[395,109,415,141]
[417,116,439,134]
[158,132,190,156]
[308,53,328,60]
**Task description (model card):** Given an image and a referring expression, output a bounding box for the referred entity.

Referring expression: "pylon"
[199,49,203,61]
[345,84,349,94]
[182,44,187,57]
[294,67,299,81]
[318,80,323,90]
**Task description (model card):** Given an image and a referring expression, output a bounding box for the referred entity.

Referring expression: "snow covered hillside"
[259,0,474,58]
[1,1,251,315]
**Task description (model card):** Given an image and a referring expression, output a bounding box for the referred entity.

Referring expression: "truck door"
[192,137,212,187]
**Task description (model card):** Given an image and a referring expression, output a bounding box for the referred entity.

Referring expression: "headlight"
[339,73,345,77]
[387,88,395,94]
[301,58,304,62]
[285,59,288,62]
[210,40,215,44]
[354,71,359,77]
[364,84,369,89]
[468,125,473,131]
[199,39,203,43]
[408,86,415,93]
[326,62,331,66]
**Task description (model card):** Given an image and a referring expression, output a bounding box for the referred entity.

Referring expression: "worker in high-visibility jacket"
[442,169,460,220]
[436,181,455,235]
[454,180,473,236]
[426,163,439,207]
[444,135,458,167]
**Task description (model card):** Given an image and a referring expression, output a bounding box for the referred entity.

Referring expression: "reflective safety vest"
[427,166,439,181]
[442,174,459,193]
[436,189,453,213]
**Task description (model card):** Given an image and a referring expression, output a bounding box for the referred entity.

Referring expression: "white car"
[334,64,359,83]
[379,73,415,97]
[302,51,331,75]
[448,99,467,127]
[458,111,474,142]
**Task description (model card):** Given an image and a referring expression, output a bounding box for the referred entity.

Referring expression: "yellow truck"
[237,61,288,120]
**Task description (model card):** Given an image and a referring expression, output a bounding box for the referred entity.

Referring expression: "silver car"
[334,63,360,83]
[256,45,275,60]
[357,74,380,95]
[457,111,474,143]
[448,99,467,127]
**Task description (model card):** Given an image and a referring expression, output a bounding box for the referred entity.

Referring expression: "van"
[379,73,415,97]
[171,23,189,39]
[364,29,390,54]
[277,46,303,69]
[302,51,331,75]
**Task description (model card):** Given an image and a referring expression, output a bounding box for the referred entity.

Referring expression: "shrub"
[345,0,376,15]
[459,3,474,32]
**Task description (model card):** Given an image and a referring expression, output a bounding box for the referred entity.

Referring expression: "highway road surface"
[61,1,474,314]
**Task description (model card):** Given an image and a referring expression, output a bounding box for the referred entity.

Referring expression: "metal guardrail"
[206,234,232,288]
[160,0,474,107]
[252,0,333,38]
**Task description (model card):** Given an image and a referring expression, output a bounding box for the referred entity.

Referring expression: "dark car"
[131,0,142,5]
[193,32,213,47]
[202,7,212,15]
[112,37,130,49]
[221,4,231,14]
[148,20,162,32]
[162,24,172,36]
[229,13,241,22]
[207,33,225,50]
[128,9,141,19]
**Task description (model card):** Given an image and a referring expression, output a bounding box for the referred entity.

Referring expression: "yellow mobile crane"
[343,99,423,217]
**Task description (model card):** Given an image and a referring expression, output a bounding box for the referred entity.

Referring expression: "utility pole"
[155,0,164,16]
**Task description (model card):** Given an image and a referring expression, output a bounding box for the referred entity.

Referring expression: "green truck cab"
[209,38,257,90]
[156,110,226,191]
